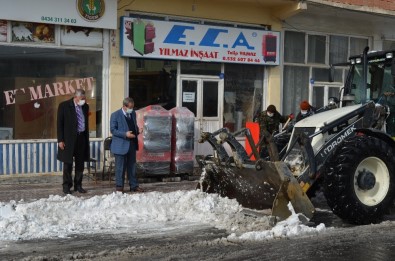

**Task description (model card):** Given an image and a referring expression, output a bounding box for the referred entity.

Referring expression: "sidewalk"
[0,179,198,203]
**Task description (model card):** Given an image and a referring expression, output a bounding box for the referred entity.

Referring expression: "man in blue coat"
[110,97,143,193]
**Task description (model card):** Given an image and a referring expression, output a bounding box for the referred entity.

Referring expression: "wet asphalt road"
[1,213,394,261]
[0,182,395,261]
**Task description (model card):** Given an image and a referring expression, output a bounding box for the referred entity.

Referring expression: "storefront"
[0,0,116,175]
[120,15,278,155]
[114,0,303,156]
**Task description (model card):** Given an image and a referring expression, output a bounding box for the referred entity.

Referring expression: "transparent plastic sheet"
[170,107,195,174]
[137,162,171,175]
[136,105,172,175]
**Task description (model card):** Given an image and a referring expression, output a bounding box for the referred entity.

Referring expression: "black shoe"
[74,186,87,193]
[63,189,72,195]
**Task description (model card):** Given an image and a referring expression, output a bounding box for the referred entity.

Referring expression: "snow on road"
[228,203,326,241]
[0,190,326,241]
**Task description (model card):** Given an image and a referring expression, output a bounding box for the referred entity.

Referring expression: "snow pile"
[0,191,326,241]
[0,191,271,241]
[228,203,326,241]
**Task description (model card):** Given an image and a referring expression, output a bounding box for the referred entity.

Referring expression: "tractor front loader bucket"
[197,128,315,221]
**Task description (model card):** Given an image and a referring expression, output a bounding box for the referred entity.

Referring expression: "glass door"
[179,77,223,158]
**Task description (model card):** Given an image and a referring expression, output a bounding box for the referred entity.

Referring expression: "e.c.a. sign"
[120,17,280,65]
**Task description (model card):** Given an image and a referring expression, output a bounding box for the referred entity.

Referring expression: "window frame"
[282,29,370,114]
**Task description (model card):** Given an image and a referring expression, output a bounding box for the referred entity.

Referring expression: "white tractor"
[198,47,395,225]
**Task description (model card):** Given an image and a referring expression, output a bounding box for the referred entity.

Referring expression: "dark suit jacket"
[57,98,90,163]
[110,108,139,155]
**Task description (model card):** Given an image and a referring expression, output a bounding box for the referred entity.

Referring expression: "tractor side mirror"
[329,66,335,82]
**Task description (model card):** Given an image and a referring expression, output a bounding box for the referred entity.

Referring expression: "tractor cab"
[332,49,395,136]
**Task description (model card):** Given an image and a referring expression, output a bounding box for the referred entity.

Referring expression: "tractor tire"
[323,135,395,225]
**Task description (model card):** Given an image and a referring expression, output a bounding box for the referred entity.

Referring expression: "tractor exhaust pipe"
[361,46,369,103]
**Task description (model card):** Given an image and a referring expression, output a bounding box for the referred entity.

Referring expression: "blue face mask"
[126,108,133,114]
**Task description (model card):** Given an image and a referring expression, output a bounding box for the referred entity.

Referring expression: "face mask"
[126,108,133,114]
[267,112,274,117]
[78,99,86,106]
[301,110,308,115]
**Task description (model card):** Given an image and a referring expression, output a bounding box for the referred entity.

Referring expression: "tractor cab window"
[368,62,395,137]
[369,64,384,100]
[349,64,364,104]
[369,63,395,102]
[349,62,395,104]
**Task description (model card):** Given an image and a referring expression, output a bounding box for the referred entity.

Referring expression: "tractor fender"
[354,128,395,150]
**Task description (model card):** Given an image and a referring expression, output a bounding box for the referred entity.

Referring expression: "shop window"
[312,68,329,82]
[312,86,325,109]
[308,35,326,64]
[180,61,221,76]
[282,66,309,115]
[0,20,7,42]
[312,85,342,110]
[284,31,305,63]
[129,59,177,110]
[383,40,395,50]
[329,35,348,64]
[350,37,368,56]
[0,46,103,140]
[329,86,341,100]
[312,67,344,83]
[224,64,263,132]
[284,30,369,113]
[11,21,55,43]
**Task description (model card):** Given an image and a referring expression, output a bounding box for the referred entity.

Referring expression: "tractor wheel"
[323,135,395,225]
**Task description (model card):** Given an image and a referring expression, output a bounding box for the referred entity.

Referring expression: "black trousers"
[63,132,87,190]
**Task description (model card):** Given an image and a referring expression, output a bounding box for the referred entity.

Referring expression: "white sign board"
[183,92,195,103]
[0,0,116,29]
[120,17,280,65]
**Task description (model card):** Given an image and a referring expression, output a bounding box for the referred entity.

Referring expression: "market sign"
[120,17,280,65]
[3,77,95,106]
[0,0,116,29]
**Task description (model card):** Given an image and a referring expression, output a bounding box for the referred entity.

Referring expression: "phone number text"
[41,16,77,24]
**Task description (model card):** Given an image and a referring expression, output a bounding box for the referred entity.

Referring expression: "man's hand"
[58,142,65,150]
[289,113,295,120]
[139,127,143,134]
[126,131,135,138]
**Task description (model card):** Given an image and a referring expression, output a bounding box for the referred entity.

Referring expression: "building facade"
[1,0,395,176]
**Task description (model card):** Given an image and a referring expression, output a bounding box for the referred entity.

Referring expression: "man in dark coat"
[57,89,90,194]
[110,97,143,193]
[255,104,293,158]
[256,105,292,136]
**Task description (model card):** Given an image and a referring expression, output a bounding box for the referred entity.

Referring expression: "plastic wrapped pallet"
[136,105,172,175]
[170,107,195,174]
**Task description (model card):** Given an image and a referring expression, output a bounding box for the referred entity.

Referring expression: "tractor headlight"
[386,52,393,59]
[356,58,362,64]
[350,59,355,65]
